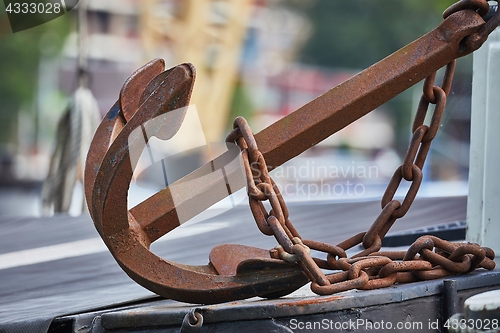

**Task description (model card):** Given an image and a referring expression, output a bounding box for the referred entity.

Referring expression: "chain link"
[225,0,497,296]
[444,0,500,53]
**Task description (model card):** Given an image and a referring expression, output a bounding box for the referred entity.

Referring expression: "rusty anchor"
[85,8,494,304]
[84,59,310,304]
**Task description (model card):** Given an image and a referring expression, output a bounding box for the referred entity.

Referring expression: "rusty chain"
[226,0,497,296]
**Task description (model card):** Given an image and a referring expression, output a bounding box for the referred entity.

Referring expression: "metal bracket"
[180,308,203,333]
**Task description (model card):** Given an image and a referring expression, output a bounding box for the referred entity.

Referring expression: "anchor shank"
[131,11,484,243]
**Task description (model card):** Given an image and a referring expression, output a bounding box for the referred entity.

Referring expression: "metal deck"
[0,196,498,332]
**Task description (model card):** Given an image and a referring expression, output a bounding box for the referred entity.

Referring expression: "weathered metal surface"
[119,58,167,123]
[180,308,203,333]
[85,2,498,304]
[85,60,309,305]
[227,108,494,296]
[49,270,500,332]
[221,0,498,298]
[127,10,486,242]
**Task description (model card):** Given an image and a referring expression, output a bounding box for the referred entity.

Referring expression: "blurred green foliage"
[288,0,462,152]
[0,3,71,146]
[292,0,456,69]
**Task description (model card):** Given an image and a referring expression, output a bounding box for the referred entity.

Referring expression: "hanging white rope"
[41,88,100,214]
[41,0,100,215]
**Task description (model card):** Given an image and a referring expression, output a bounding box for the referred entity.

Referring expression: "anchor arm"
[85,61,309,304]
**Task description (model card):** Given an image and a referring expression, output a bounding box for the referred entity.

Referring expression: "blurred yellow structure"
[141,0,252,142]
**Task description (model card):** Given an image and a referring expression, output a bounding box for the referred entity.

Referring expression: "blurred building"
[60,0,142,113]
[4,0,472,212]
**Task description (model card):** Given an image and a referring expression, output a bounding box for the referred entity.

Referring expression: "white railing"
[467,27,500,254]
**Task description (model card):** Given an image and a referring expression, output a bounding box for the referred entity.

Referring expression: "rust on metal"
[85,1,498,305]
[378,260,433,278]
[125,10,486,239]
[311,271,369,295]
[85,60,309,304]
[277,295,345,308]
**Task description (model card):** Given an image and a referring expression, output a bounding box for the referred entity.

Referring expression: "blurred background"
[0,0,471,217]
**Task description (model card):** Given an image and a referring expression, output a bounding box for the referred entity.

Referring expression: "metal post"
[467,27,500,254]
